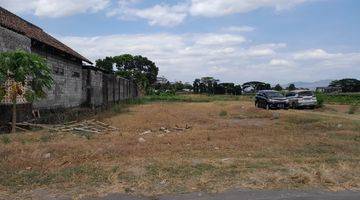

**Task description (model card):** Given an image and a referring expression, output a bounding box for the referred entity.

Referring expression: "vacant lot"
[0,96,359,199]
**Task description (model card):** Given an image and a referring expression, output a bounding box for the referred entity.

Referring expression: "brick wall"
[0,25,31,51]
[32,49,84,109]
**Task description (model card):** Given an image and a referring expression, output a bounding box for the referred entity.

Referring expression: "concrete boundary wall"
[82,67,138,108]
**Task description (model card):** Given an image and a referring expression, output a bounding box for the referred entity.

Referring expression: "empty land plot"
[0,98,359,198]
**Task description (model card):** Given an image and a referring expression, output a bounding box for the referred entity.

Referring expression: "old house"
[0,7,138,124]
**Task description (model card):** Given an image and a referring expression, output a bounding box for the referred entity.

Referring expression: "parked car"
[285,90,317,109]
[255,90,289,110]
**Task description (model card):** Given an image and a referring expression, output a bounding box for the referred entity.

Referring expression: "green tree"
[193,79,200,93]
[200,77,219,94]
[242,81,271,92]
[287,84,296,91]
[329,78,360,92]
[113,54,158,93]
[234,85,242,95]
[95,56,114,72]
[0,50,53,133]
[274,84,283,91]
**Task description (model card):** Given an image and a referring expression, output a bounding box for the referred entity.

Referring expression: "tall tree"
[330,78,360,92]
[200,77,219,94]
[287,84,296,91]
[193,79,200,93]
[112,54,158,93]
[274,84,283,91]
[242,81,270,92]
[0,50,53,133]
[95,57,114,72]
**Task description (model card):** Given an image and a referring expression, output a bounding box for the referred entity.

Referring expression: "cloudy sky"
[1,0,359,84]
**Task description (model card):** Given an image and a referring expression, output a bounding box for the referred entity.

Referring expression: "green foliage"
[0,50,53,102]
[316,92,360,105]
[242,81,271,92]
[95,56,114,72]
[1,135,11,144]
[193,77,242,95]
[0,86,5,101]
[219,110,228,117]
[316,95,325,108]
[40,133,55,143]
[287,84,296,91]
[152,81,192,94]
[330,78,360,93]
[274,84,283,91]
[96,54,159,92]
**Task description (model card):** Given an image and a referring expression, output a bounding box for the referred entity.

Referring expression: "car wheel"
[292,102,297,109]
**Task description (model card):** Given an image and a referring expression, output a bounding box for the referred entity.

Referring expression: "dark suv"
[255,90,289,110]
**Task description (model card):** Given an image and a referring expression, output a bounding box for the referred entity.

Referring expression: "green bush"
[1,135,11,144]
[219,110,228,117]
[316,96,325,108]
[316,92,360,105]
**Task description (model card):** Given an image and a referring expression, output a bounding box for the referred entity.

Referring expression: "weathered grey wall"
[32,49,84,109]
[0,25,31,51]
[0,25,138,113]
[82,69,138,108]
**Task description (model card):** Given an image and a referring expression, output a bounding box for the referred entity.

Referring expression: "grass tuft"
[1,135,11,144]
[219,110,228,117]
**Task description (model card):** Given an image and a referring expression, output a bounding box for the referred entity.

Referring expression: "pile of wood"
[13,119,118,134]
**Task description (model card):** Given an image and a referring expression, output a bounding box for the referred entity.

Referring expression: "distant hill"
[283,80,333,90]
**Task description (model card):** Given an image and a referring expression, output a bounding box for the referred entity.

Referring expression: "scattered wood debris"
[138,124,192,136]
[12,119,119,134]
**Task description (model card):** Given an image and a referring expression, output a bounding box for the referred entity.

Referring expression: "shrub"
[219,110,228,117]
[316,96,325,108]
[1,135,11,144]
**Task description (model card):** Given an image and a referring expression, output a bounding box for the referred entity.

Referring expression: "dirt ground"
[0,100,359,199]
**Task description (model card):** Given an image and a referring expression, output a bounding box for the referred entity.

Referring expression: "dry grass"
[0,99,360,198]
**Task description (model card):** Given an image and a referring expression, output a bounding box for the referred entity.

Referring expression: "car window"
[286,93,294,97]
[298,91,314,97]
[265,92,284,98]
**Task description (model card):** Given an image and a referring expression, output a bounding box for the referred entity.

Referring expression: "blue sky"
[1,0,359,84]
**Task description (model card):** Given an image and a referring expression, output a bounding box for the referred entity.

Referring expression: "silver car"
[286,90,317,109]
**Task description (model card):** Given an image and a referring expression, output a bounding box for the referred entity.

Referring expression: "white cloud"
[194,34,246,46]
[107,1,189,27]
[222,26,255,32]
[190,0,311,17]
[269,59,293,66]
[246,43,286,57]
[0,0,110,17]
[107,0,313,27]
[293,49,342,60]
[121,4,188,27]
[58,32,360,84]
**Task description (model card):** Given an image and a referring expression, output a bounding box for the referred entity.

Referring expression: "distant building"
[316,86,342,93]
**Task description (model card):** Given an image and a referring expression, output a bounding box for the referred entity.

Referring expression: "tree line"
[193,77,242,95]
